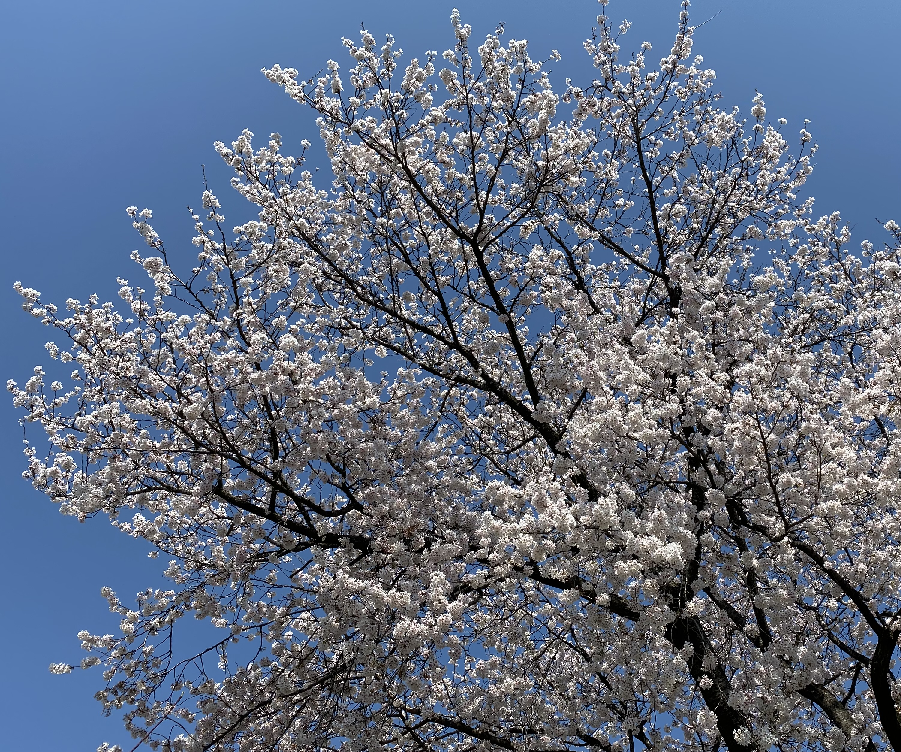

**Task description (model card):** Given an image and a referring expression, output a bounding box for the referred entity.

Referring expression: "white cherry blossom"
[11,5,901,751]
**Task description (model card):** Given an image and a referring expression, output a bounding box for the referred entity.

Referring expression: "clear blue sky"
[1,1,898,748]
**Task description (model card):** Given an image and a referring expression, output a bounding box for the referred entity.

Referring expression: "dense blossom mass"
[11,3,901,751]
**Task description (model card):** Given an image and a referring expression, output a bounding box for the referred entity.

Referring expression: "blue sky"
[1,1,898,748]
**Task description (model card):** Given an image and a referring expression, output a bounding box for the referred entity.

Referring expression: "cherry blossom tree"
[11,3,901,750]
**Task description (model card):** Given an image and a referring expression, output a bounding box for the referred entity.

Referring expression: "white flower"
[751,92,766,122]
[733,726,753,745]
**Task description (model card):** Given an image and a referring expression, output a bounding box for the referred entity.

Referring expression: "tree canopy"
[11,4,901,751]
